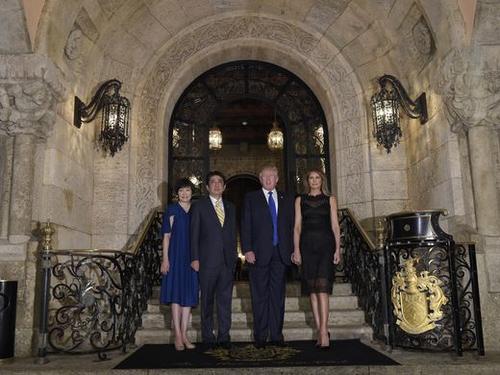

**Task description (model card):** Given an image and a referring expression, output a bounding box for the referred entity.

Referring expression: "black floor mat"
[115,339,399,369]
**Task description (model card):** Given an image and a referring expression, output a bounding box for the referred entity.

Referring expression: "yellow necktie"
[215,199,225,226]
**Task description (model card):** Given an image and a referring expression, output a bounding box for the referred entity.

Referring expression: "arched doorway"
[224,174,260,273]
[225,174,261,224]
[168,60,330,199]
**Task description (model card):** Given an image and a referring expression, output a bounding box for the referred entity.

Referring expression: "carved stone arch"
[129,16,369,232]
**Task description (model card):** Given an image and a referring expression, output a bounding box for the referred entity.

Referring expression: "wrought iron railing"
[36,208,163,361]
[338,209,388,342]
[338,209,484,356]
[385,239,485,355]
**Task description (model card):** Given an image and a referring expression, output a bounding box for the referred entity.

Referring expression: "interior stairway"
[135,281,373,345]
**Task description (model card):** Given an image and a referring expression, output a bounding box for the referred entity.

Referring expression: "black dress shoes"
[201,342,217,351]
[218,341,232,350]
[254,341,266,349]
[270,340,287,347]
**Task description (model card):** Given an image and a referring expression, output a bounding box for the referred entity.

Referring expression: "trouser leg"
[268,250,286,342]
[200,268,217,343]
[215,264,234,343]
[249,263,270,342]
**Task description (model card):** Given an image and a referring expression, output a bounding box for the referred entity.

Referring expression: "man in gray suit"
[191,171,237,349]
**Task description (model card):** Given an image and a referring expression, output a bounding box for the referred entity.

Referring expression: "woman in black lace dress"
[292,169,341,349]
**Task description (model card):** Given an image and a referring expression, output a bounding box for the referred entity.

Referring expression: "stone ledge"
[0,242,27,261]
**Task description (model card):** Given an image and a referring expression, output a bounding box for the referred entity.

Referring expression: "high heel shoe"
[318,332,330,350]
[174,339,185,351]
[183,340,196,350]
[314,330,321,348]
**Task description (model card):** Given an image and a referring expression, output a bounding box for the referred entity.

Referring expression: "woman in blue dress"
[160,178,199,351]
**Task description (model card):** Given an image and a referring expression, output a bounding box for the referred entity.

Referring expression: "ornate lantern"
[209,124,222,150]
[74,79,130,156]
[371,75,428,153]
[267,120,283,151]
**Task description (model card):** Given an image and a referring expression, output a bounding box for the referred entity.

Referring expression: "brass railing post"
[35,220,54,364]
[376,217,392,349]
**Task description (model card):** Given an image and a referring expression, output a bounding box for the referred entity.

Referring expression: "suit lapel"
[277,191,284,222]
[259,190,271,219]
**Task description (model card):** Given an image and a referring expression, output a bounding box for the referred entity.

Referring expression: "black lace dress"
[300,194,335,295]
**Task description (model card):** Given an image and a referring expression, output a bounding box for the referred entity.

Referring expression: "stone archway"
[130,15,369,232]
[167,60,331,199]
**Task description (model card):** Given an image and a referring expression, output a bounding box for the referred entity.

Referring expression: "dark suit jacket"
[241,190,295,266]
[190,196,238,268]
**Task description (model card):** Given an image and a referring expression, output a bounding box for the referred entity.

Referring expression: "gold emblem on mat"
[206,344,299,362]
[391,257,448,335]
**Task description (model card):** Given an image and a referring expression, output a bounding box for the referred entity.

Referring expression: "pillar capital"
[439,48,500,134]
[0,54,67,141]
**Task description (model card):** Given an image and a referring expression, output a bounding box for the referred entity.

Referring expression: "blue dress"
[160,203,199,307]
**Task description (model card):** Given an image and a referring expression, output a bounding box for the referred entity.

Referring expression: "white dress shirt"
[209,195,225,213]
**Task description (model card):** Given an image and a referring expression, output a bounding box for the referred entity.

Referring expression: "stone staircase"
[135,281,373,345]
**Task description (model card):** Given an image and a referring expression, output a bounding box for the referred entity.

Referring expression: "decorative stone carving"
[64,28,83,60]
[439,48,500,133]
[412,17,434,56]
[0,55,67,140]
[0,81,55,139]
[133,15,365,229]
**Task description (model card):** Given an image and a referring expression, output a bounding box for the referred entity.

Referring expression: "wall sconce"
[370,75,428,153]
[209,124,222,150]
[267,110,284,151]
[74,79,130,156]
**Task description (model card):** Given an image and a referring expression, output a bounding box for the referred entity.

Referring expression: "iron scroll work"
[339,209,387,342]
[384,211,484,355]
[169,60,330,196]
[36,210,163,360]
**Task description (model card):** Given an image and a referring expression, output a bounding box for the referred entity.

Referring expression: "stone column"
[0,57,67,245]
[8,134,36,243]
[468,125,500,236]
[439,47,500,291]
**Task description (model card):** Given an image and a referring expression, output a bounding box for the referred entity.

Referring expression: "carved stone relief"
[398,6,435,72]
[439,48,500,133]
[0,81,56,140]
[64,29,83,60]
[412,16,434,56]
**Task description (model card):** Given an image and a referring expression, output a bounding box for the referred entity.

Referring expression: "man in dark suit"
[241,165,295,348]
[191,171,237,349]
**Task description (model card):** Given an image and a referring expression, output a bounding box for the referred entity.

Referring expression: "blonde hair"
[259,165,279,178]
[304,169,330,195]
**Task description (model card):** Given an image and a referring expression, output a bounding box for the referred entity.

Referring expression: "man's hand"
[161,259,170,274]
[191,260,200,272]
[245,251,256,264]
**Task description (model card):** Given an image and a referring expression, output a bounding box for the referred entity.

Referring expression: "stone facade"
[0,0,499,356]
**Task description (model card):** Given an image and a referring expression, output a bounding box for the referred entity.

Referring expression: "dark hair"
[205,170,226,186]
[174,178,194,194]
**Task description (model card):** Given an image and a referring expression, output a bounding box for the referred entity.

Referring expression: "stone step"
[151,282,353,300]
[135,324,373,345]
[147,294,359,313]
[141,308,366,329]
